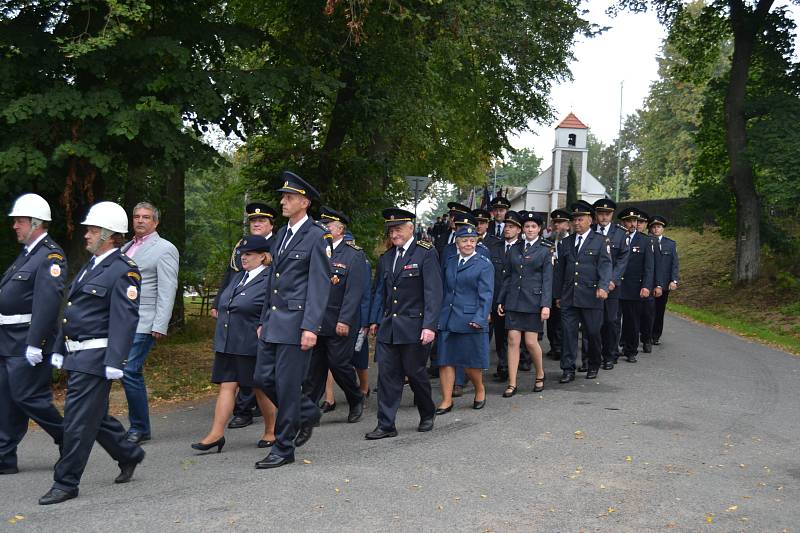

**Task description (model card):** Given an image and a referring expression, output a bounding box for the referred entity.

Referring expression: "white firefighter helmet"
[81,201,128,234]
[8,193,52,221]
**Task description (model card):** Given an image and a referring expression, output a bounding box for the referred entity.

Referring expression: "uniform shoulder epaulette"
[120,253,137,267]
[479,254,491,263]
[616,223,626,231]
[345,241,363,251]
[313,220,329,234]
[416,240,433,249]
[541,238,555,247]
[478,241,488,248]
[43,238,58,250]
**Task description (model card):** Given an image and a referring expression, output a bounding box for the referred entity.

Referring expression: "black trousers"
[546,299,562,355]
[376,342,435,431]
[601,298,621,363]
[233,387,256,417]
[305,331,363,408]
[53,371,143,491]
[0,355,63,470]
[255,340,318,459]
[652,290,670,341]
[560,306,603,372]
[621,299,644,357]
[641,297,656,344]
[491,308,508,370]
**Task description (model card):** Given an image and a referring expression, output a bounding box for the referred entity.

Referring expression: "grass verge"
[668,302,800,356]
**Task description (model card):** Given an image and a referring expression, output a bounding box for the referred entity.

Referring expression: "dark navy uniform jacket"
[439,240,491,269]
[214,268,269,356]
[593,223,629,300]
[487,237,508,306]
[554,231,613,309]
[0,235,67,356]
[321,241,368,336]
[438,253,494,333]
[259,219,331,345]
[370,239,443,344]
[498,239,553,313]
[55,250,141,377]
[213,234,275,311]
[653,236,679,289]
[619,230,655,300]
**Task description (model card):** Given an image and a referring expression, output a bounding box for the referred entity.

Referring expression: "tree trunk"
[724,0,773,284]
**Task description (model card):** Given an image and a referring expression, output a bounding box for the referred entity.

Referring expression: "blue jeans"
[122,333,156,436]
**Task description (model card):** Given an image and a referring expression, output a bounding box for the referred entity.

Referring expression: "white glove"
[25,345,43,366]
[51,353,64,369]
[105,366,124,380]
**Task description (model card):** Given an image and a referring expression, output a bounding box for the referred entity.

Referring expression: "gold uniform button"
[274,290,278,293]
[224,324,228,327]
[392,313,397,317]
[272,306,277,310]
[393,300,398,304]
[276,273,280,277]
[67,302,72,306]
[91,289,97,294]
[574,282,578,286]
[393,286,397,291]
[63,318,67,323]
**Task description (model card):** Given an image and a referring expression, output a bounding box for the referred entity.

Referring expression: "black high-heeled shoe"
[435,404,453,415]
[191,436,225,453]
[257,439,274,448]
[502,385,517,398]
[533,373,545,393]
[320,401,336,413]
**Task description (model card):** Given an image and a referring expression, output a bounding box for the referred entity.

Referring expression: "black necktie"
[280,228,293,255]
[524,242,531,254]
[496,225,501,237]
[575,235,582,252]
[79,256,96,283]
[238,271,249,287]
[393,247,405,273]
[448,232,455,244]
[458,258,465,268]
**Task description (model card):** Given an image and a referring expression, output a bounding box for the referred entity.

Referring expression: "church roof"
[556,112,588,130]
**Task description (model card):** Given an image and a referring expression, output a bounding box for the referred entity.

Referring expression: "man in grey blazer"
[120,202,179,444]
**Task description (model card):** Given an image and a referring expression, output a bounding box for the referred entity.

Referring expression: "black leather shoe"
[577,364,588,373]
[652,338,661,345]
[472,399,486,410]
[626,355,638,363]
[0,466,19,475]
[559,372,575,383]
[642,343,652,353]
[114,452,144,484]
[417,416,435,432]
[320,401,336,413]
[294,425,314,448]
[602,361,614,370]
[39,487,78,505]
[435,404,453,415]
[365,427,398,440]
[586,369,599,380]
[257,439,274,448]
[255,453,294,469]
[452,385,463,398]
[227,415,253,429]
[125,431,151,444]
[347,400,364,423]
[191,436,225,453]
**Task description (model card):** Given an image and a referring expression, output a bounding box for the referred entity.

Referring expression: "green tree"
[566,160,578,205]
[616,0,797,283]
[496,148,543,187]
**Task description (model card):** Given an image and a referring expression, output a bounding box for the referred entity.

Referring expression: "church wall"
[559,150,584,191]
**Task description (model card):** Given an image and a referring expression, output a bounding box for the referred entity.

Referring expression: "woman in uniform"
[192,236,276,452]
[497,211,552,397]
[435,224,494,412]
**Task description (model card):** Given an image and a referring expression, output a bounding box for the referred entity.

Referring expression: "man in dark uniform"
[435,202,470,254]
[546,208,571,361]
[303,207,367,424]
[488,210,522,381]
[487,196,511,239]
[213,202,276,429]
[253,172,331,469]
[618,207,655,363]
[366,208,443,439]
[40,201,145,505]
[592,199,629,370]
[473,209,495,246]
[638,211,658,353]
[553,201,612,383]
[645,215,679,346]
[0,194,66,475]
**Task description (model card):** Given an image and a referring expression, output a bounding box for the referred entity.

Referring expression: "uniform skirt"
[505,310,543,333]
[436,330,489,369]
[211,352,257,387]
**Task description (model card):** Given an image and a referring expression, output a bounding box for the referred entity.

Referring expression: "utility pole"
[615,81,624,203]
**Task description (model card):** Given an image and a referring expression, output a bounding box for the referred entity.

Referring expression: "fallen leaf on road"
[437,505,443,511]
[666,523,677,528]
[726,505,738,512]
[574,430,585,439]
[608,507,616,513]
[481,494,488,499]
[302,459,312,464]
[454,496,461,501]
[335,488,340,493]
[410,484,421,490]
[705,513,714,523]
[625,456,633,463]
[600,484,606,489]
[344,479,350,483]
[739,463,747,468]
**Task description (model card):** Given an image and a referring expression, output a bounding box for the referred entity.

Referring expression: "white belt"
[65,338,109,352]
[0,313,32,325]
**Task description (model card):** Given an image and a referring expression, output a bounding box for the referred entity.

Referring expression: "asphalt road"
[2,313,799,532]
